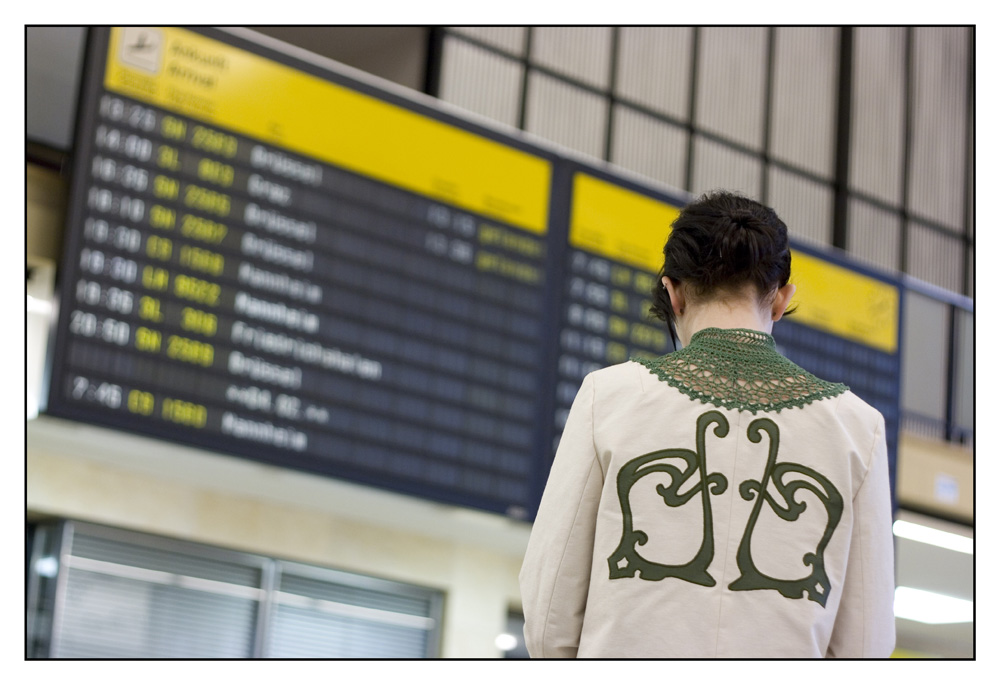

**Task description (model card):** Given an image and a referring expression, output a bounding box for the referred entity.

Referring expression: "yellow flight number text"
[161,397,207,428]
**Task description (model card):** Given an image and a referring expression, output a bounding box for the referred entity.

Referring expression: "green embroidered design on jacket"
[633,327,848,414]
[608,411,730,586]
[607,412,844,607]
[728,417,844,607]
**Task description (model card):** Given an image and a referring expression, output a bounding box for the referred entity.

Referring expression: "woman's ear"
[662,276,686,317]
[771,283,796,321]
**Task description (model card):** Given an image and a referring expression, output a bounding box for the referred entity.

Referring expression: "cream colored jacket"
[520,359,895,658]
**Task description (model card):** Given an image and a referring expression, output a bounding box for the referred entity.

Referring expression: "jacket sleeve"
[826,414,897,657]
[519,372,604,658]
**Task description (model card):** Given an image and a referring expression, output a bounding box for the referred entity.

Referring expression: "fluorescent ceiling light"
[494,633,518,652]
[27,294,53,315]
[894,586,973,624]
[34,556,59,578]
[893,519,973,555]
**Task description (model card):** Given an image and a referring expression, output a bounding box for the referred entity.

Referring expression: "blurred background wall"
[26,26,973,658]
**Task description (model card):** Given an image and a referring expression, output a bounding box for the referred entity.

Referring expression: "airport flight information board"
[48,26,560,517]
[46,27,902,520]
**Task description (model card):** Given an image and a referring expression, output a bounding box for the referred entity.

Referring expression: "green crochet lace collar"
[633,327,848,414]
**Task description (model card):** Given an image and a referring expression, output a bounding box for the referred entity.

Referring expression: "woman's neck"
[675,301,773,348]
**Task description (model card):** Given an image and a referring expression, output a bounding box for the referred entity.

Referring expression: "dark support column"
[517,28,534,131]
[899,27,914,274]
[944,304,958,442]
[423,27,445,97]
[962,26,975,297]
[761,27,776,203]
[832,27,854,250]
[684,27,700,193]
[603,27,621,163]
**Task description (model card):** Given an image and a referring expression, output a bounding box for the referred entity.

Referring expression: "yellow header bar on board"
[104,27,551,234]
[789,250,899,353]
[569,173,681,273]
[567,170,898,352]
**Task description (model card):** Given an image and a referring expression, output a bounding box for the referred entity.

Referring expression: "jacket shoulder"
[585,360,651,393]
[834,389,885,431]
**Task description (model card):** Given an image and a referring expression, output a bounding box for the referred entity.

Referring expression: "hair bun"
[729,209,755,229]
[718,210,764,267]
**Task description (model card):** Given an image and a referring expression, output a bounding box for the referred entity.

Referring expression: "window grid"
[437,36,524,128]
[437,27,972,284]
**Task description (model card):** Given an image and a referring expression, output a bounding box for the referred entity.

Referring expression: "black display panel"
[47,27,561,518]
[548,165,683,452]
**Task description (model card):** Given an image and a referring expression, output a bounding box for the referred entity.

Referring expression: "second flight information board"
[46,27,902,521]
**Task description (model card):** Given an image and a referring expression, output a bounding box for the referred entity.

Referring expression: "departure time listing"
[55,87,552,510]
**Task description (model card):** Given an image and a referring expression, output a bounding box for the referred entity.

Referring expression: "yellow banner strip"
[789,250,899,353]
[104,27,551,234]
[569,173,680,273]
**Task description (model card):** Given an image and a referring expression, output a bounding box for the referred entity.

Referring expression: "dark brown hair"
[649,190,795,343]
